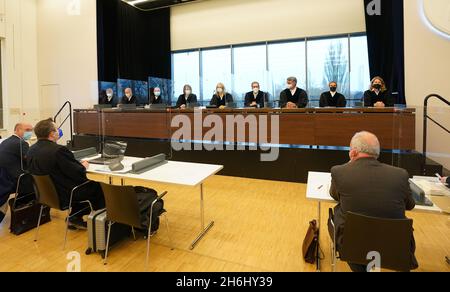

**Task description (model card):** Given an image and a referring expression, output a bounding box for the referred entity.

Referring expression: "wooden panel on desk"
[101,112,170,139]
[315,113,415,149]
[279,114,316,145]
[74,111,101,135]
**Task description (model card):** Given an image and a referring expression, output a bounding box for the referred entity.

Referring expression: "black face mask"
[330,87,337,92]
[373,84,382,90]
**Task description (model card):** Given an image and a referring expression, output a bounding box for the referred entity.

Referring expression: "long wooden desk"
[74,107,416,150]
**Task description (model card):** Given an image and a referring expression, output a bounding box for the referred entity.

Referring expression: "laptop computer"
[89,141,128,165]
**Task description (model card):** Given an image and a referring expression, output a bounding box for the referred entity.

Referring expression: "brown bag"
[302,220,319,264]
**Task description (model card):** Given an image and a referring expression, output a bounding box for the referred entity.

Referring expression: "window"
[232,44,267,104]
[307,37,349,106]
[350,35,371,106]
[201,48,232,104]
[268,41,306,101]
[172,34,370,108]
[172,51,200,104]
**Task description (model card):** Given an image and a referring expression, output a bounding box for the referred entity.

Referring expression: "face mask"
[23,131,33,141]
[253,88,259,94]
[373,84,382,90]
[154,91,161,97]
[185,90,192,96]
[217,88,224,94]
[107,93,113,98]
[330,87,337,92]
[56,128,63,141]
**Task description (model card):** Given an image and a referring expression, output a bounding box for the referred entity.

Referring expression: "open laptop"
[89,141,128,165]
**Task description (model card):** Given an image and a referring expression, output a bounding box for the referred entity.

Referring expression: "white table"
[306,171,444,271]
[86,156,224,250]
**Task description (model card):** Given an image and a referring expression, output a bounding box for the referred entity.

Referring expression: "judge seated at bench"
[149,87,164,105]
[176,85,198,109]
[244,82,266,108]
[210,83,233,109]
[363,77,394,108]
[99,88,117,107]
[279,77,308,109]
[319,81,347,108]
[120,88,137,105]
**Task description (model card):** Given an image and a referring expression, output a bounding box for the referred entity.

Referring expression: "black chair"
[99,183,172,266]
[330,211,416,272]
[32,175,94,249]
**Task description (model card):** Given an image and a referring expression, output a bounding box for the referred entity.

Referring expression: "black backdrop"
[97,0,171,82]
[364,0,406,105]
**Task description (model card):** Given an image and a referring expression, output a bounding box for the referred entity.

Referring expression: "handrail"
[54,101,73,146]
[423,94,450,174]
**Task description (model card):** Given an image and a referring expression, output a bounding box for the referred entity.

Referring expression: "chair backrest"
[340,212,414,272]
[99,183,142,228]
[32,175,61,210]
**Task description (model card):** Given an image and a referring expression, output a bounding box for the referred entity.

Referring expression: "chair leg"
[34,205,44,242]
[63,210,71,250]
[131,227,137,241]
[104,221,113,265]
[146,226,152,267]
[163,213,174,250]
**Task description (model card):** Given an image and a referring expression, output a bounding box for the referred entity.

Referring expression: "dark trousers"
[71,182,105,217]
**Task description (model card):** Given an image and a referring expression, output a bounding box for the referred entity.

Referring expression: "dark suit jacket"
[319,92,347,108]
[210,93,233,107]
[280,88,308,108]
[363,90,394,107]
[99,95,116,107]
[149,95,164,105]
[330,158,416,263]
[176,94,198,108]
[0,135,29,180]
[244,91,266,108]
[121,96,137,105]
[27,140,90,208]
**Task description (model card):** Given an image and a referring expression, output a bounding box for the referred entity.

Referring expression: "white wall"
[404,0,450,169]
[171,0,366,50]
[37,0,98,115]
[1,0,40,133]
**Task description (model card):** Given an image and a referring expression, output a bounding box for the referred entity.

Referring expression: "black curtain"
[97,0,171,82]
[364,0,406,105]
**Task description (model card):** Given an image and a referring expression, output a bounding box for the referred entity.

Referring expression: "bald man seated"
[0,123,34,223]
[328,131,418,272]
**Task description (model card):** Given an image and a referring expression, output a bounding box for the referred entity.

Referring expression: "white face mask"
[107,93,113,98]
[216,88,224,94]
[154,91,161,97]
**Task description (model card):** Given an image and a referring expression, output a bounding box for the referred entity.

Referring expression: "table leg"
[190,183,214,250]
[317,201,321,272]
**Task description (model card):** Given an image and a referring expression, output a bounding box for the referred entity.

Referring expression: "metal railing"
[54,101,73,146]
[423,94,450,174]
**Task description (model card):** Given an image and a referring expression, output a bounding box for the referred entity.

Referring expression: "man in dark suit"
[319,81,347,108]
[0,123,34,223]
[27,119,105,229]
[244,82,266,108]
[120,88,137,105]
[99,88,116,107]
[329,131,417,272]
[279,77,308,109]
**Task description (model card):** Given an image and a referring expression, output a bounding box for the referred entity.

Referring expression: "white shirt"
[290,88,297,96]
[330,91,337,97]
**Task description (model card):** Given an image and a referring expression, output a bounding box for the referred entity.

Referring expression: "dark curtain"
[364,0,406,105]
[97,0,171,82]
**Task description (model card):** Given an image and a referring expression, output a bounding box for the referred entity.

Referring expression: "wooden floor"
[0,175,449,272]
